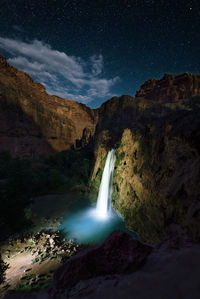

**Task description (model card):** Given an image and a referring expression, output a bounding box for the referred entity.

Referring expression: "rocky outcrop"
[51,231,152,289]
[51,235,200,299]
[136,73,200,103]
[10,233,200,299]
[1,55,200,245]
[0,55,97,157]
[91,95,200,244]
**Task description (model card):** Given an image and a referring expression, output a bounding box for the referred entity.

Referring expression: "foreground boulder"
[52,230,153,288]
[156,235,194,250]
[5,234,200,299]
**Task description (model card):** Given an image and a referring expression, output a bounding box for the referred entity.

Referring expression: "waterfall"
[96,149,116,218]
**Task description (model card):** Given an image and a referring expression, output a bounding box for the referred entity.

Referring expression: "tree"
[0,253,8,285]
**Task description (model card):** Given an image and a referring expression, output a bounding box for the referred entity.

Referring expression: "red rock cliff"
[0,55,98,157]
[135,73,200,102]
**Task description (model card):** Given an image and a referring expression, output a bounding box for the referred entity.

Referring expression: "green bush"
[185,96,200,109]
[0,149,93,238]
[0,147,94,240]
[0,150,11,179]
[0,253,8,284]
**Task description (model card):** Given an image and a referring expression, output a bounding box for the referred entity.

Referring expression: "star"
[0,0,199,107]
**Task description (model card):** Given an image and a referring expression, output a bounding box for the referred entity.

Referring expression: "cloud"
[0,37,119,104]
[8,56,57,82]
[90,54,103,76]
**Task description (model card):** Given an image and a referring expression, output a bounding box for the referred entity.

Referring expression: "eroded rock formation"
[17,232,200,299]
[51,231,152,289]
[1,56,200,245]
[136,73,200,103]
[0,55,97,157]
[91,94,200,244]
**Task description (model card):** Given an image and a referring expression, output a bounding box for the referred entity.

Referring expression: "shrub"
[0,253,8,285]
[0,147,94,239]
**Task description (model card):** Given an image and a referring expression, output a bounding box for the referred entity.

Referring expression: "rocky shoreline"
[3,231,200,299]
[0,230,81,298]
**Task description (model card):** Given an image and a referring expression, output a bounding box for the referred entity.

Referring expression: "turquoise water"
[60,197,138,244]
[31,193,137,245]
[60,150,137,245]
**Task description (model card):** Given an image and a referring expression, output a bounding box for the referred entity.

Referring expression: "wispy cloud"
[0,37,119,104]
[90,54,104,76]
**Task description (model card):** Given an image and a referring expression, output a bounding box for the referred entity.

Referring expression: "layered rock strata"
[0,55,97,157]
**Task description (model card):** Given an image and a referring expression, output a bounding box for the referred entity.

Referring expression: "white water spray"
[96,149,116,218]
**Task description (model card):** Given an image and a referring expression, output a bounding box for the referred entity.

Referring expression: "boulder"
[157,235,194,250]
[52,230,153,288]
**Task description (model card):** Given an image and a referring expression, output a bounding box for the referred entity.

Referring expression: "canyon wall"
[0,55,97,157]
[1,55,200,244]
[91,93,200,244]
[136,73,200,103]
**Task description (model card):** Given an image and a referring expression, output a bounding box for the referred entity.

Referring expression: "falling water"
[96,149,116,218]
[60,148,138,244]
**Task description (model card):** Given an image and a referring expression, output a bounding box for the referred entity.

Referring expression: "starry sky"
[0,0,199,107]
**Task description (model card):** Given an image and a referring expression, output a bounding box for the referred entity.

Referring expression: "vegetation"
[0,147,94,240]
[15,274,52,292]
[185,95,200,109]
[0,253,8,285]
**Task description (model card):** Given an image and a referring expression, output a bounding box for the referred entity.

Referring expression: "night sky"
[0,0,199,107]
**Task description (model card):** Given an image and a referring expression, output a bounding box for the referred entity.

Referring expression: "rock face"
[90,74,200,244]
[5,234,200,299]
[0,55,97,157]
[91,94,200,244]
[50,235,200,299]
[1,56,200,245]
[136,73,200,103]
[52,231,152,289]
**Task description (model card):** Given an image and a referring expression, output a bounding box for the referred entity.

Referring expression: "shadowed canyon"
[0,55,200,299]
